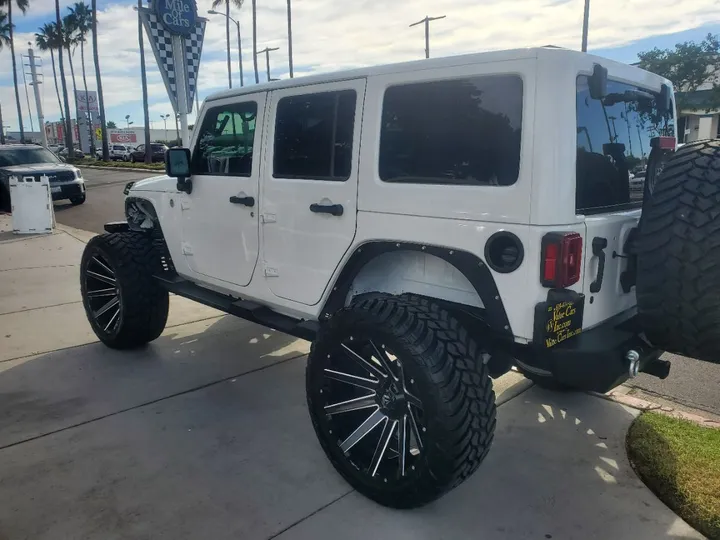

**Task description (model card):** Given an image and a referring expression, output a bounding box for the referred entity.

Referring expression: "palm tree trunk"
[79,39,96,156]
[252,0,258,84]
[49,48,64,135]
[8,3,25,141]
[225,0,231,88]
[56,1,74,156]
[67,46,81,149]
[92,0,109,160]
[138,0,151,164]
[286,0,293,78]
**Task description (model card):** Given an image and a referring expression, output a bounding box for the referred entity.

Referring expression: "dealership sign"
[155,0,196,36]
[76,90,99,112]
[109,130,138,143]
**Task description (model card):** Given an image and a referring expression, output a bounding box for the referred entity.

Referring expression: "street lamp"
[160,114,170,142]
[409,15,446,59]
[208,9,244,87]
[256,46,279,82]
[125,114,133,128]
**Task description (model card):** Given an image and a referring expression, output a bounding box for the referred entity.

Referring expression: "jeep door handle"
[310,203,343,216]
[229,195,255,207]
[589,237,608,293]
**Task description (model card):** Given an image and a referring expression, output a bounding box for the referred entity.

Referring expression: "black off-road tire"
[307,293,496,508]
[636,139,720,362]
[80,232,169,349]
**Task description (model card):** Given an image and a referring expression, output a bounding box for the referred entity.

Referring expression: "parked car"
[129,143,167,163]
[94,144,132,161]
[58,146,85,159]
[0,144,85,211]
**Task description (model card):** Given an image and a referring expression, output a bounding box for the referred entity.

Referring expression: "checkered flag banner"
[139,7,206,114]
[139,6,179,112]
[185,19,206,112]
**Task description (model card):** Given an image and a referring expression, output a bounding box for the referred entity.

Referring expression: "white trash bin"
[9,174,54,234]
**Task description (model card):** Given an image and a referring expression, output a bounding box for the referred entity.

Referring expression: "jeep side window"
[273,90,357,181]
[575,76,674,214]
[192,101,258,177]
[378,75,523,186]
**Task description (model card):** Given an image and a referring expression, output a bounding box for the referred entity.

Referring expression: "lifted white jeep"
[80,47,720,508]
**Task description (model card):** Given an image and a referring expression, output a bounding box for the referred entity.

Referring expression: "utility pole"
[20,55,35,135]
[581,0,590,52]
[256,46,279,82]
[26,46,48,147]
[409,15,446,59]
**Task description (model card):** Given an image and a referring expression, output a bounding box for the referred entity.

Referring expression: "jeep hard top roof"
[204,46,672,105]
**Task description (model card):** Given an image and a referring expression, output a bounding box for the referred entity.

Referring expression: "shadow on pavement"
[0,315,307,449]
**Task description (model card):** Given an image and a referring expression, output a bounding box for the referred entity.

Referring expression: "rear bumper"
[516,309,664,393]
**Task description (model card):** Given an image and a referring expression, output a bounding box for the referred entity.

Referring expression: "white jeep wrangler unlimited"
[80,47,720,508]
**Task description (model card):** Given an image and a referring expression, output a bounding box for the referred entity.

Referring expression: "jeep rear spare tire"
[636,140,720,363]
[306,294,496,508]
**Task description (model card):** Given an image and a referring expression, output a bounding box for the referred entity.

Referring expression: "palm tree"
[61,14,82,145]
[35,23,64,130]
[67,3,95,156]
[0,0,29,142]
[56,0,73,156]
[0,10,11,145]
[251,0,258,83]
[91,0,108,160]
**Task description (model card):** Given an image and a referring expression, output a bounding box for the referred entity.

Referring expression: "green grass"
[627,412,720,539]
[69,158,164,171]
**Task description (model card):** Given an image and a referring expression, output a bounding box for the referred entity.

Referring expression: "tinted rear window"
[379,75,523,186]
[576,76,674,214]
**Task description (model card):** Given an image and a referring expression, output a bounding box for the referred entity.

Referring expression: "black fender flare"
[320,241,513,339]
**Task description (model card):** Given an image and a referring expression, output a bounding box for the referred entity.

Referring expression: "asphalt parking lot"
[0,214,705,539]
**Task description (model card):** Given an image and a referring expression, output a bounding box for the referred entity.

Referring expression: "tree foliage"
[637,33,720,112]
[0,11,12,50]
[106,120,117,129]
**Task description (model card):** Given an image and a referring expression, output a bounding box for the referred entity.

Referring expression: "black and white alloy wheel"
[307,294,496,508]
[83,252,122,334]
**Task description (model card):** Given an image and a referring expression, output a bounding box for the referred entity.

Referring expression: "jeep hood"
[130,175,173,192]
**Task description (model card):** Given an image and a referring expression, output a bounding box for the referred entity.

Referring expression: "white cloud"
[2,0,720,132]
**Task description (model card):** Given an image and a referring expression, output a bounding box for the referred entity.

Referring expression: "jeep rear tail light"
[541,233,583,288]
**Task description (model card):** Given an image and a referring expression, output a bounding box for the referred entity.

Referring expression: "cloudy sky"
[1,0,720,134]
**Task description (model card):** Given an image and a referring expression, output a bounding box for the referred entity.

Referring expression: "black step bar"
[155,275,319,342]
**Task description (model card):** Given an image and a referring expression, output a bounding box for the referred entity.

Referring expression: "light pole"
[208,9,244,87]
[160,113,170,141]
[409,15,446,59]
[175,113,180,144]
[256,46,279,82]
[581,0,590,52]
[125,114,133,128]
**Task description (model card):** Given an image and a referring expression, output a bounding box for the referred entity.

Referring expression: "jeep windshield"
[0,147,61,167]
[575,77,674,214]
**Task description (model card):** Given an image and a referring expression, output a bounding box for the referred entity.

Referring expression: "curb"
[78,164,164,174]
[596,389,720,429]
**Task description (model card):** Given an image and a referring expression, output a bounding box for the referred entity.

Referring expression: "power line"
[409,15,446,59]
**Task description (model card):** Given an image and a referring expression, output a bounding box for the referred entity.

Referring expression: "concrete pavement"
[0,215,704,539]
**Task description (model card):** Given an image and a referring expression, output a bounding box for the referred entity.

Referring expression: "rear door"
[575,75,675,329]
[261,79,366,305]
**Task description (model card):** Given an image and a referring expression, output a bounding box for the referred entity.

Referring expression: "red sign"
[110,130,138,143]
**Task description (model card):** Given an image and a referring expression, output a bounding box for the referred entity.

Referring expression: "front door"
[180,93,266,287]
[261,79,366,305]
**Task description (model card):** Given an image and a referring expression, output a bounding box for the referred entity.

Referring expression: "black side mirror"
[589,64,608,99]
[658,83,672,114]
[165,147,192,194]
